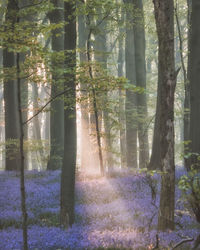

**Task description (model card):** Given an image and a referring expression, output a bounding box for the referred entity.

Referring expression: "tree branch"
[152,234,159,250]
[23,89,67,125]
[174,2,187,83]
[171,237,193,250]
[19,0,47,10]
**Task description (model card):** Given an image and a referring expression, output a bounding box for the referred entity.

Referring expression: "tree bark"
[147,39,161,170]
[78,6,90,171]
[20,53,28,170]
[94,13,112,170]
[148,78,162,170]
[86,14,104,175]
[17,52,28,250]
[133,0,149,168]
[188,0,200,170]
[184,0,192,170]
[124,0,138,168]
[31,82,44,168]
[3,0,21,171]
[118,29,127,168]
[153,0,176,231]
[60,0,77,228]
[47,0,64,170]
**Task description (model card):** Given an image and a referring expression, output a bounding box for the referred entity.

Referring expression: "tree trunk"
[60,1,77,228]
[148,69,162,170]
[124,0,138,168]
[3,0,21,171]
[133,0,149,168]
[184,0,192,170]
[40,84,50,141]
[94,15,112,170]
[188,0,200,170]
[44,110,50,141]
[47,0,64,170]
[17,52,28,250]
[89,104,100,170]
[20,53,28,170]
[78,7,90,171]
[0,87,4,168]
[118,32,127,168]
[0,41,4,168]
[86,14,104,175]
[153,0,176,231]
[31,83,44,168]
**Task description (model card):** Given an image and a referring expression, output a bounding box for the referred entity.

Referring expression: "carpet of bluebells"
[0,167,199,249]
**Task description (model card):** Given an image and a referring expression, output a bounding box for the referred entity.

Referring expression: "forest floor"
[0,167,199,249]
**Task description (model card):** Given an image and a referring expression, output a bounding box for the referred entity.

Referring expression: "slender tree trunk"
[148,76,162,170]
[20,53,28,170]
[133,0,149,168]
[60,0,77,228]
[174,4,190,169]
[3,0,21,171]
[147,37,161,171]
[0,4,4,168]
[31,83,44,167]
[0,88,4,168]
[147,39,161,171]
[174,12,184,144]
[86,15,104,175]
[188,0,200,170]
[153,0,177,231]
[17,52,28,250]
[78,7,90,171]
[47,0,64,170]
[87,15,99,170]
[94,15,112,170]
[44,110,50,141]
[0,40,4,168]
[118,33,127,168]
[40,84,50,141]
[124,0,138,168]
[89,104,100,169]
[184,0,192,170]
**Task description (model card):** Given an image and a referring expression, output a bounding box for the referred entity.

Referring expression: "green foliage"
[179,168,200,223]
[179,174,190,191]
[139,168,163,176]
[0,217,36,230]
[38,212,60,227]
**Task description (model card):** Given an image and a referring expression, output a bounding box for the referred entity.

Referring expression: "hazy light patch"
[77,112,142,233]
[78,111,102,176]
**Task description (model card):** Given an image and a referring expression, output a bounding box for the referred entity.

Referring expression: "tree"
[18,0,31,170]
[118,16,127,168]
[60,0,77,227]
[47,0,64,170]
[78,2,90,171]
[94,10,114,170]
[153,0,177,231]
[85,12,105,176]
[20,54,28,170]
[133,0,149,168]
[3,0,21,171]
[178,4,200,235]
[124,0,138,168]
[31,82,45,168]
[5,0,29,247]
[174,0,191,170]
[188,0,200,170]
[17,52,28,250]
[148,74,162,170]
